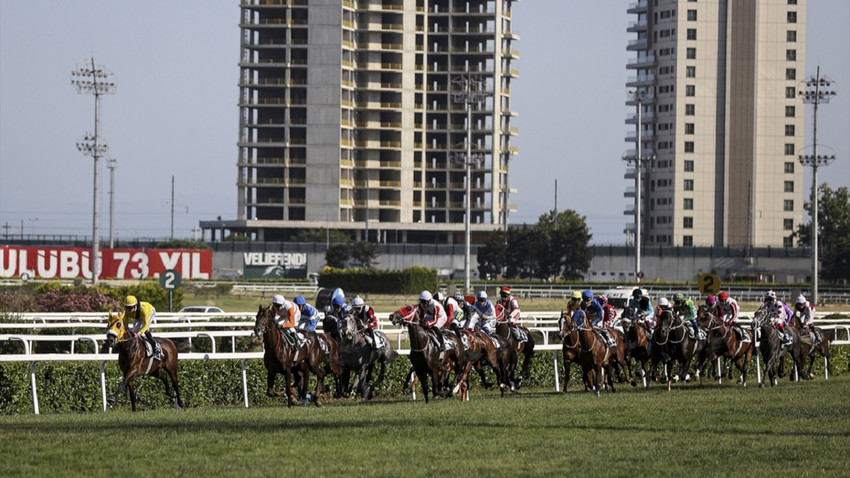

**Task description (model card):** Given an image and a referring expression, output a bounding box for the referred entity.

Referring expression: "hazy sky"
[1,1,848,244]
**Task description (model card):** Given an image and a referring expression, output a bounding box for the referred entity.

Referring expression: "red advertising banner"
[0,246,212,280]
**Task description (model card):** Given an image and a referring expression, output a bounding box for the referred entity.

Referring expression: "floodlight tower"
[72,58,116,284]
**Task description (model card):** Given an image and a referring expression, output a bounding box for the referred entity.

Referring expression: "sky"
[1,1,848,245]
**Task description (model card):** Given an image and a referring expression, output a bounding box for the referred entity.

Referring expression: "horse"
[253,305,330,407]
[336,313,398,402]
[621,307,654,388]
[694,306,754,386]
[558,311,588,392]
[104,312,183,411]
[652,309,708,391]
[787,314,831,380]
[389,304,460,403]
[493,316,536,391]
[752,309,808,387]
[566,310,633,396]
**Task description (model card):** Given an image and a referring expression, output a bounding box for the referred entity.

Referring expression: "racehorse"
[695,306,755,386]
[253,305,330,407]
[493,313,536,391]
[787,314,831,380]
[652,309,707,391]
[566,309,633,396]
[104,312,183,411]
[558,311,587,392]
[337,313,397,402]
[389,304,460,403]
[621,307,653,387]
[752,309,808,387]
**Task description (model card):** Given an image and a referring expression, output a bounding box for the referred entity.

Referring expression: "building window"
[683,235,693,246]
[787,30,797,42]
[686,47,696,59]
[788,0,797,4]
[684,179,694,191]
[786,49,796,61]
[685,104,695,115]
[784,199,794,211]
[687,29,697,40]
[686,66,696,77]
[684,198,694,210]
[787,11,797,23]
[785,162,795,173]
[785,124,795,136]
[785,144,795,155]
[685,85,696,96]
[785,106,795,117]
[784,181,794,192]
[683,217,694,229]
[785,68,796,80]
[786,86,796,99]
[784,218,794,230]
[784,236,794,247]
[684,141,695,153]
[687,9,697,21]
[685,123,695,134]
[684,160,694,172]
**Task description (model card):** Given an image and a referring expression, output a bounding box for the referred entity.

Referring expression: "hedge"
[318,266,437,295]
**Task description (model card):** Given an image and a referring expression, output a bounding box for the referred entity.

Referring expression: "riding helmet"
[718,291,729,302]
[433,292,444,302]
[764,290,777,302]
[570,290,582,300]
[272,294,285,305]
[453,292,465,304]
[477,291,488,301]
[124,295,138,307]
[673,292,685,302]
[419,290,433,302]
[658,297,670,308]
[581,290,593,300]
[705,296,717,306]
[331,295,346,307]
[500,286,511,296]
[293,296,306,306]
[352,297,365,308]
[632,288,643,298]
[795,295,807,305]
[597,294,608,305]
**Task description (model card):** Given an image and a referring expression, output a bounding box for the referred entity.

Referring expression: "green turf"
[2,376,848,477]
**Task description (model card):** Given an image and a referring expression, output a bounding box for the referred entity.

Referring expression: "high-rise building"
[204,0,519,243]
[624,0,805,247]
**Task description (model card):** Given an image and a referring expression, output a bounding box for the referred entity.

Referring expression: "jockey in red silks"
[715,291,748,343]
[497,286,527,343]
[418,290,448,349]
[352,297,379,349]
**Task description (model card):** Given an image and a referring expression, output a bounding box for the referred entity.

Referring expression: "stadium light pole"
[107,158,117,248]
[72,58,116,285]
[798,66,837,305]
[623,89,653,283]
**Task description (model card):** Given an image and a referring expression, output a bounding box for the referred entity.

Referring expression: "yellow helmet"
[571,291,582,300]
[124,295,138,307]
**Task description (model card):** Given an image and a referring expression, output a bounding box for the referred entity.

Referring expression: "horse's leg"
[283,367,295,408]
[562,353,571,393]
[128,379,138,412]
[169,364,183,408]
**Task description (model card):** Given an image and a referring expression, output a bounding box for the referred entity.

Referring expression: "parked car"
[178,306,225,314]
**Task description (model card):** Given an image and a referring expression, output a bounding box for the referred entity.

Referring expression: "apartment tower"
[625,0,806,247]
[229,0,518,243]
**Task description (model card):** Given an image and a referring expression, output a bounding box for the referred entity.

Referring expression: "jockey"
[418,290,448,349]
[441,292,465,331]
[352,297,379,349]
[567,290,583,313]
[473,290,498,334]
[656,297,673,320]
[454,292,478,330]
[759,290,792,346]
[627,288,655,330]
[323,294,349,341]
[794,294,819,343]
[596,294,618,329]
[293,296,319,332]
[715,291,748,343]
[119,295,162,360]
[498,286,527,343]
[273,294,303,348]
[672,292,699,339]
[583,290,613,347]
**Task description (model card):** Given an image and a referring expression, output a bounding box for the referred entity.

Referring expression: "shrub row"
[318,266,437,295]
[2,342,846,414]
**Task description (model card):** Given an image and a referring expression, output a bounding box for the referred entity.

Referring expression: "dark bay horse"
[253,305,330,407]
[337,314,397,402]
[558,311,587,392]
[695,307,754,386]
[566,310,633,396]
[787,314,831,380]
[621,307,653,388]
[104,312,182,411]
[493,314,536,392]
[752,309,808,387]
[389,304,460,403]
[653,309,708,391]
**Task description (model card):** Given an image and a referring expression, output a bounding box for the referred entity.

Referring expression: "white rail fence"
[2,311,848,414]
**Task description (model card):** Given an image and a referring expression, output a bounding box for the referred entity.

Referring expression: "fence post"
[29,361,39,415]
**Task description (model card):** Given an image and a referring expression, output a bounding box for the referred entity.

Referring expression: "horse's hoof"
[630,381,637,387]
[759,382,765,388]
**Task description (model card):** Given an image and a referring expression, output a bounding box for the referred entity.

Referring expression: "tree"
[291,229,352,243]
[536,209,592,280]
[477,230,507,279]
[325,244,350,269]
[324,241,381,269]
[794,185,850,283]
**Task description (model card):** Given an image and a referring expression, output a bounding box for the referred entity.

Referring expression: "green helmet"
[673,292,685,302]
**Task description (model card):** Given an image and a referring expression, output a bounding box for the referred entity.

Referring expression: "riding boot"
[435,329,446,350]
[367,329,378,350]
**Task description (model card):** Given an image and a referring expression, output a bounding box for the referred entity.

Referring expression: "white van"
[602,286,648,310]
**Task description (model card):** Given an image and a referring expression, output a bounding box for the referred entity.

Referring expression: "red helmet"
[718,291,729,302]
[597,294,608,305]
[500,286,511,297]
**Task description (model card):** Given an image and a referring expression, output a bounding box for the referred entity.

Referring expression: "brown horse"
[787,314,831,380]
[565,309,633,396]
[695,307,754,386]
[253,305,330,407]
[389,304,460,403]
[104,313,182,411]
[558,311,587,392]
[652,309,708,391]
[621,307,653,388]
[493,313,536,392]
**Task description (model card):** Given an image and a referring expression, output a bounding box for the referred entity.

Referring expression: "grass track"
[2,376,849,477]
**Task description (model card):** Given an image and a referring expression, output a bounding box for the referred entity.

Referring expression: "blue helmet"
[293,296,306,306]
[332,295,346,307]
[581,290,593,300]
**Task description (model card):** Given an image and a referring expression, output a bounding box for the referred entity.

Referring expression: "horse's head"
[254,304,274,338]
[389,304,418,326]
[339,314,359,341]
[567,310,586,332]
[752,308,770,329]
[105,311,126,348]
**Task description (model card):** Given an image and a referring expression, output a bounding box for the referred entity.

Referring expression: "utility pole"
[107,158,117,248]
[623,89,653,284]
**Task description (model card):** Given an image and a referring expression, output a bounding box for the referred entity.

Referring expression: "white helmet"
[433,292,444,302]
[476,291,488,300]
[764,290,777,301]
[795,295,807,305]
[419,290,432,302]
[658,297,670,308]
[352,297,365,308]
[272,294,285,305]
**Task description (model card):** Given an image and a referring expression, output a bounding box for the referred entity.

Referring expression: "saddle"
[595,328,617,348]
[142,339,163,359]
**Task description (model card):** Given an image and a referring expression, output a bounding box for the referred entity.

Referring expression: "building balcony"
[626,55,656,69]
[627,38,648,51]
